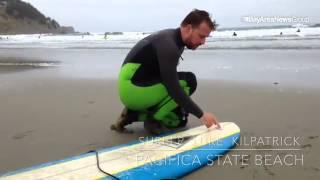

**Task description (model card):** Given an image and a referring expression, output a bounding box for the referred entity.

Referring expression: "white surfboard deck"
[1,122,240,179]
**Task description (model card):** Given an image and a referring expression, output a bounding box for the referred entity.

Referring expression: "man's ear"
[186,24,192,31]
[185,24,193,35]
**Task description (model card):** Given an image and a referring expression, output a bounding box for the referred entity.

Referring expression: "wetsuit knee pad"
[178,72,197,95]
[158,112,180,128]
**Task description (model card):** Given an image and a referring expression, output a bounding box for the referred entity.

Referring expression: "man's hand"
[200,112,221,129]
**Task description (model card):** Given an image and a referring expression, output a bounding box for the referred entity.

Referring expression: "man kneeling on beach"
[111,9,220,134]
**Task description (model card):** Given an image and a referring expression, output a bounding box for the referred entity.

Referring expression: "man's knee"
[178,72,197,95]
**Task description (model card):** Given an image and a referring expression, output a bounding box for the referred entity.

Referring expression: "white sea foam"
[0,27,320,49]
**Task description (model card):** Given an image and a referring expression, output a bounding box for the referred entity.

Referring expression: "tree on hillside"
[4,0,60,28]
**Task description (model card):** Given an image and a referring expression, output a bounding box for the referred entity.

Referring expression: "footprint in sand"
[88,101,95,104]
[263,165,275,176]
[77,142,100,152]
[12,130,35,140]
[312,167,320,172]
[300,144,312,149]
[299,135,318,151]
[239,154,251,169]
[304,167,320,172]
[309,167,320,172]
[239,154,251,164]
[308,135,319,140]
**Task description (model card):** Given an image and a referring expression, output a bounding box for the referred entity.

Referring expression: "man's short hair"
[181,9,217,31]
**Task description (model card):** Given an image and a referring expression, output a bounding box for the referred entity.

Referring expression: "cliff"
[0,0,75,34]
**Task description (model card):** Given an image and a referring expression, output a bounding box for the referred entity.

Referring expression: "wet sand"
[0,48,320,179]
[0,68,319,179]
[185,81,320,180]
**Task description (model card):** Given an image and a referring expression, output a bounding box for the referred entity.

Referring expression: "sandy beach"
[0,49,319,179]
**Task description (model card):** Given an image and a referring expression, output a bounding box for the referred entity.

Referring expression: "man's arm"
[154,38,203,118]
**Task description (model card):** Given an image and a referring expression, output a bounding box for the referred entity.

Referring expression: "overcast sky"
[23,0,320,32]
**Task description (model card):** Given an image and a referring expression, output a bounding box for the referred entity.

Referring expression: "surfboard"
[0,122,240,179]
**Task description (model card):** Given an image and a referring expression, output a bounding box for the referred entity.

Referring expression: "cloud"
[23,0,320,32]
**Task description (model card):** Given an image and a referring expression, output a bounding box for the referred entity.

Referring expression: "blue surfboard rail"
[106,133,240,180]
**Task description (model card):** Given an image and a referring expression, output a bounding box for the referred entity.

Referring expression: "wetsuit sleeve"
[153,38,204,119]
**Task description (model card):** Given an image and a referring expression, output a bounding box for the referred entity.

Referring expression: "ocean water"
[1,48,319,91]
[1,26,320,90]
[0,27,320,49]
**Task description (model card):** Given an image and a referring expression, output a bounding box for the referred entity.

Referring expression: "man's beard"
[185,39,199,50]
[186,44,198,50]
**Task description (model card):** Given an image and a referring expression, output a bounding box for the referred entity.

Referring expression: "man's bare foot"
[110,107,137,134]
[110,124,134,134]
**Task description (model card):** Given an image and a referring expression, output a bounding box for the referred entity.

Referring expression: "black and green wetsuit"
[118,28,203,128]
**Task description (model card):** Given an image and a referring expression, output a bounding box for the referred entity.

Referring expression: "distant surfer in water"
[111,9,221,134]
[233,32,237,36]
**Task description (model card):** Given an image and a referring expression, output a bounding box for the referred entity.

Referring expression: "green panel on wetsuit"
[118,63,189,128]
